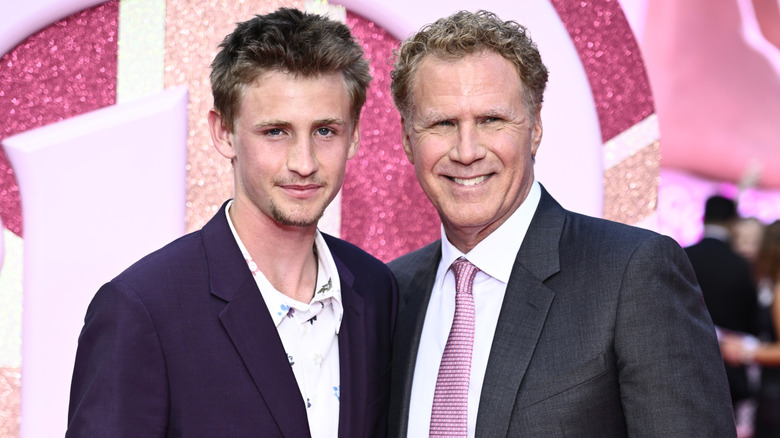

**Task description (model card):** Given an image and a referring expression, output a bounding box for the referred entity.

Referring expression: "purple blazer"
[67,202,397,437]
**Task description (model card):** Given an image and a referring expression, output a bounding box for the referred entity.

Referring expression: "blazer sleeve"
[67,280,169,437]
[614,234,736,437]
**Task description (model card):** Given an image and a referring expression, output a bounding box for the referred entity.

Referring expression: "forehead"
[410,52,525,114]
[237,71,352,118]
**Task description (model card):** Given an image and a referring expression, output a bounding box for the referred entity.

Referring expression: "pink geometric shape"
[3,85,188,437]
[0,0,118,237]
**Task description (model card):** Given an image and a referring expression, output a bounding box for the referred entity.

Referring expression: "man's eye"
[266,128,283,136]
[316,127,334,136]
[436,120,454,127]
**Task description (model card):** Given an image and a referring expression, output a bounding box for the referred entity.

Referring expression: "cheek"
[413,139,447,170]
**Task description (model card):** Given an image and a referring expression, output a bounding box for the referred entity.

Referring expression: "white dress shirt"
[406,181,541,438]
[226,201,343,438]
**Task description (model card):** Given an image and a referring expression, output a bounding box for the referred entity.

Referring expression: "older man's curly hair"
[390,10,549,125]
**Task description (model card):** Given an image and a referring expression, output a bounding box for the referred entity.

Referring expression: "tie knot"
[451,257,479,293]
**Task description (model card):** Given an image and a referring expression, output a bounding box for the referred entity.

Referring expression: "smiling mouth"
[451,175,489,186]
[284,184,321,190]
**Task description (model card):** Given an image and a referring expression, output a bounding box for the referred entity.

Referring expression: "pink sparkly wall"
[2,0,780,436]
[0,4,117,435]
[341,14,441,260]
[0,2,118,237]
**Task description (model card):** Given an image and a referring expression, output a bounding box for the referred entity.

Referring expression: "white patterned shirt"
[226,201,343,438]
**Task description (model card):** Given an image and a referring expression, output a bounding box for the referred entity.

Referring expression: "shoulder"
[107,229,208,303]
[120,230,205,277]
[388,240,441,285]
[551,210,693,280]
[565,211,658,242]
[322,234,397,293]
[322,233,388,272]
[536,186,668,256]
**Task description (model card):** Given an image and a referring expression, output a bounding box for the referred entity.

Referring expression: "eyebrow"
[312,118,347,126]
[252,118,348,128]
[417,111,451,126]
[418,106,515,125]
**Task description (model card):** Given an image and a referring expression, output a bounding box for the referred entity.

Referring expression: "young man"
[67,8,396,437]
[387,10,735,437]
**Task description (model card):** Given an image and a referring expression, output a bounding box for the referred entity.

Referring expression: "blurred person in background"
[685,195,759,410]
[733,217,766,265]
[724,220,780,437]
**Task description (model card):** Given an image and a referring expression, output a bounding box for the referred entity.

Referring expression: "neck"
[444,218,508,254]
[229,201,319,303]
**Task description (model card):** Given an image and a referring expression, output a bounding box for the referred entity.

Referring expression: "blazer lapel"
[475,187,563,437]
[388,242,441,437]
[203,202,311,437]
[333,253,367,437]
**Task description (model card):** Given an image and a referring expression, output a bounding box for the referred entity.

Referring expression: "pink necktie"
[430,257,479,437]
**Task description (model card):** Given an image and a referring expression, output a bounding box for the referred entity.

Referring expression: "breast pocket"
[517,352,610,409]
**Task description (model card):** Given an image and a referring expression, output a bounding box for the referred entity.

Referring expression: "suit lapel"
[332,250,367,437]
[203,202,311,437]
[388,242,441,437]
[475,187,564,437]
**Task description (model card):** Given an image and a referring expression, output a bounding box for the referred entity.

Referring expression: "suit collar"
[205,221,370,438]
[514,185,563,282]
[475,185,564,436]
[320,234,371,437]
[388,241,442,438]
[202,202,311,437]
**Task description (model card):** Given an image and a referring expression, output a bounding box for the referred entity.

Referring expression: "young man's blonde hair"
[210,8,372,131]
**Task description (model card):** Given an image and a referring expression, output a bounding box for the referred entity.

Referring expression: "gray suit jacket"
[388,187,735,437]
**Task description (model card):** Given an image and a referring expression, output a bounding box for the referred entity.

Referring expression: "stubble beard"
[270,200,326,228]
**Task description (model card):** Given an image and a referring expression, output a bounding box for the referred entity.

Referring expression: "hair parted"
[210,8,372,131]
[390,10,548,124]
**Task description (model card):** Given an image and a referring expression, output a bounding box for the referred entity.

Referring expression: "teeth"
[452,175,488,186]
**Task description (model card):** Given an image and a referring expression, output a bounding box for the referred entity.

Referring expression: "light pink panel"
[0,0,107,59]
[643,0,780,188]
[3,85,188,438]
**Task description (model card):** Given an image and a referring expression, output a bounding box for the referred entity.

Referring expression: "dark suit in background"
[67,205,396,436]
[685,195,759,405]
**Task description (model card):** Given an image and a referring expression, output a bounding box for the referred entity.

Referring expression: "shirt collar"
[440,180,541,283]
[703,224,730,242]
[224,200,343,333]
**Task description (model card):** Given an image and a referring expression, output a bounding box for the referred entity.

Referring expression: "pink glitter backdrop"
[0,1,118,237]
[551,0,655,142]
[342,13,441,262]
[550,0,654,142]
[11,0,773,434]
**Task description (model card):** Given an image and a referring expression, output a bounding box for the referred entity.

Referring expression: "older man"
[387,10,735,437]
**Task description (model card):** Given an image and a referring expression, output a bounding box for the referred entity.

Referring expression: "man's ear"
[400,117,415,164]
[347,119,361,160]
[208,109,236,160]
[531,109,543,159]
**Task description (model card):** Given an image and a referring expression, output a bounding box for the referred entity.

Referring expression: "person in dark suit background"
[386,10,735,437]
[67,8,396,437]
[722,220,780,437]
[685,195,759,407]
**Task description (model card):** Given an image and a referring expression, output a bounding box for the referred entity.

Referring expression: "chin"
[271,206,326,228]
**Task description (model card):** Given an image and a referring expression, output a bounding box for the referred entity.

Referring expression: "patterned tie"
[430,257,479,437]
